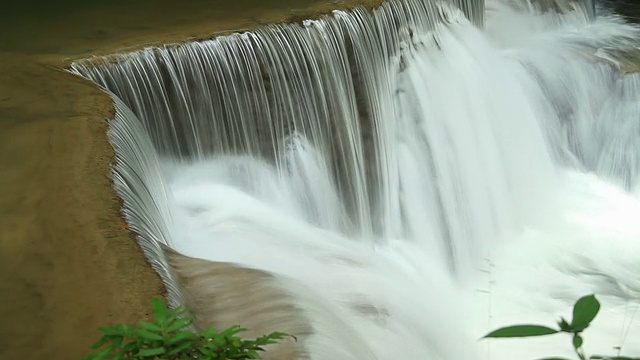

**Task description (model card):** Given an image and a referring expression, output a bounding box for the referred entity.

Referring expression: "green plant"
[483,294,639,360]
[84,299,292,360]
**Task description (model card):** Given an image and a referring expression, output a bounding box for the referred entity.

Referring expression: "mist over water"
[72,0,640,359]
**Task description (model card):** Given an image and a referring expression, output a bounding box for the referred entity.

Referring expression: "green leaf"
[93,345,116,359]
[166,317,193,333]
[484,325,558,338]
[573,335,583,349]
[124,325,135,338]
[151,299,167,324]
[137,329,164,341]
[171,307,189,317]
[571,294,600,331]
[165,331,196,346]
[196,345,214,355]
[91,336,110,349]
[203,338,221,351]
[139,321,163,333]
[269,331,292,339]
[558,318,571,332]
[166,341,194,356]
[98,327,120,336]
[222,325,246,338]
[110,335,124,348]
[201,327,219,338]
[121,341,137,352]
[253,331,293,346]
[135,347,166,356]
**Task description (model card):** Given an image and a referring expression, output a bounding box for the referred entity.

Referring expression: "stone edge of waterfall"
[106,92,184,308]
[67,0,484,68]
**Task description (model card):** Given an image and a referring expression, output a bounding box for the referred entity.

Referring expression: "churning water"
[71,0,640,358]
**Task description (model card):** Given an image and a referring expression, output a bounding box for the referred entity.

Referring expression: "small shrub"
[483,294,639,360]
[84,299,292,360]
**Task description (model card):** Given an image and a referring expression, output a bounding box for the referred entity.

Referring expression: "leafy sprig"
[84,299,293,360]
[484,295,638,360]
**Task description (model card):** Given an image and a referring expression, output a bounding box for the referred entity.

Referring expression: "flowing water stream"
[72,0,640,358]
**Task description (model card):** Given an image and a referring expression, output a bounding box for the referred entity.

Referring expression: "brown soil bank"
[0,1,382,359]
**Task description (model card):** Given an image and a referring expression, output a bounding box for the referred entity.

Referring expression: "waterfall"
[71,0,640,359]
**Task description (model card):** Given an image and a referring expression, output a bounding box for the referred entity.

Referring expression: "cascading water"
[71,0,640,359]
